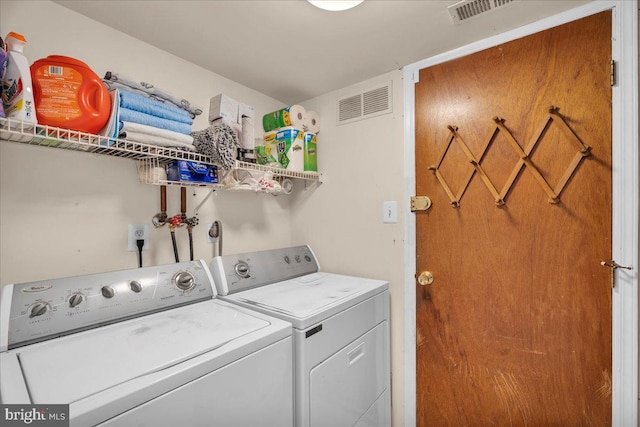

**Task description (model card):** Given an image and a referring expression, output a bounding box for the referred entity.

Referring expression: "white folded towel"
[119,131,195,151]
[119,121,195,150]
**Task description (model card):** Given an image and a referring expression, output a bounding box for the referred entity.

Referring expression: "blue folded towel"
[119,107,192,135]
[119,89,193,125]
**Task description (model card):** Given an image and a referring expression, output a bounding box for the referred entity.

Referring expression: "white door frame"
[402,1,639,425]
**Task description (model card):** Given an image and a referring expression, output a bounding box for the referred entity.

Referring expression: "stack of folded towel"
[104,72,202,118]
[101,72,202,151]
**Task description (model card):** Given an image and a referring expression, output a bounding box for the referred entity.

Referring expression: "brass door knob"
[417,271,434,286]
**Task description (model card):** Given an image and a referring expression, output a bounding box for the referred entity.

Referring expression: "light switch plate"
[383,201,398,224]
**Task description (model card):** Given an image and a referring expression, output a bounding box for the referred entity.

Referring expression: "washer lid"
[228,272,388,328]
[17,300,272,404]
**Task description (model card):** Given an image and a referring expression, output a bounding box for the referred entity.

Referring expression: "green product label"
[277,139,290,169]
[304,132,317,145]
[262,107,292,132]
[255,145,278,166]
[304,142,317,171]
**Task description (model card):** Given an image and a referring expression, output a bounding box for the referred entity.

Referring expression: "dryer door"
[309,321,390,427]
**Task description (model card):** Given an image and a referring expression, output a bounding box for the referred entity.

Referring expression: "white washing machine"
[209,245,390,427]
[0,260,293,427]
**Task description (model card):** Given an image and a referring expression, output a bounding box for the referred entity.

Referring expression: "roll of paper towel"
[305,111,320,134]
[240,116,255,150]
[263,105,306,132]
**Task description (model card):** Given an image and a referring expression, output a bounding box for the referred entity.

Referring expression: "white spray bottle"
[1,32,37,123]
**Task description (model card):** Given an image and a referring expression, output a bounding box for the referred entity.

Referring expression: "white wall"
[1,2,407,426]
[293,72,406,426]
[0,0,292,284]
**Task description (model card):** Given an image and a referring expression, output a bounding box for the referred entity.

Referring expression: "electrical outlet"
[128,224,150,251]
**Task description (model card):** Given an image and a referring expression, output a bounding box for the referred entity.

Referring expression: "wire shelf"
[0,117,322,188]
[231,160,320,181]
[137,158,309,194]
[0,117,211,162]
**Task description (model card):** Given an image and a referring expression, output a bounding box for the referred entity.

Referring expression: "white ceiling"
[54,0,589,105]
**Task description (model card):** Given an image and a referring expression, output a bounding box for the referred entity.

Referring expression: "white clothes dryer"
[209,245,391,427]
[0,260,293,427]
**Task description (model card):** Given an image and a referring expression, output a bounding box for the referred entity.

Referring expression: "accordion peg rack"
[429,106,591,208]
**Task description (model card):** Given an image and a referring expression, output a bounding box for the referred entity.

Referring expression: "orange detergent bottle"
[30,55,110,134]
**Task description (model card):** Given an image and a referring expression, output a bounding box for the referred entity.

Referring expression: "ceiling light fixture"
[308,0,364,12]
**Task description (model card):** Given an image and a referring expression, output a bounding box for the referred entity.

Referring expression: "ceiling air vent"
[448,0,515,24]
[337,81,392,125]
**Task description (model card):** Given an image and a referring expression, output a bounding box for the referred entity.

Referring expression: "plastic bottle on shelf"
[31,55,110,134]
[0,36,8,118]
[1,32,37,123]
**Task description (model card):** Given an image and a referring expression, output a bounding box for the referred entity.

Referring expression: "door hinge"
[610,60,616,86]
[412,70,420,84]
[410,196,432,212]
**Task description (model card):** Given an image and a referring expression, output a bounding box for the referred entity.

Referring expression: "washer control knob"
[129,280,143,293]
[68,293,85,308]
[101,286,115,299]
[174,272,195,291]
[30,302,49,318]
[234,261,250,278]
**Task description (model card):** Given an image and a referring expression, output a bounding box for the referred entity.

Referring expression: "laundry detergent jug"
[31,55,110,134]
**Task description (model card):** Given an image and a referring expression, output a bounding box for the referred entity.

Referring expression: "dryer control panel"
[210,245,319,295]
[0,260,215,350]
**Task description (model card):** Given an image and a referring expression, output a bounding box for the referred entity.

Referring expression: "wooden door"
[415,12,612,426]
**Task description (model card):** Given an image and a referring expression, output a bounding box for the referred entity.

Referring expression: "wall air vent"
[337,81,392,125]
[448,0,515,24]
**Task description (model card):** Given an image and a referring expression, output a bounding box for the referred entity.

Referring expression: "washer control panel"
[210,245,319,295]
[2,260,214,350]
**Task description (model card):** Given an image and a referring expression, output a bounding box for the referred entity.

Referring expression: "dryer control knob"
[30,302,49,318]
[234,261,250,278]
[174,272,195,291]
[68,293,85,308]
[129,280,143,293]
[101,286,115,299]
